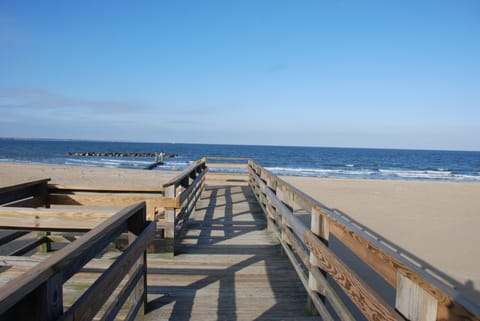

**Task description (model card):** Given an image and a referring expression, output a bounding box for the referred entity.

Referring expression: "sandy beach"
[0,162,180,188]
[282,176,480,304]
[1,162,479,304]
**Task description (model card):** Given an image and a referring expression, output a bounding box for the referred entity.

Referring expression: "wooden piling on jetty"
[0,157,478,321]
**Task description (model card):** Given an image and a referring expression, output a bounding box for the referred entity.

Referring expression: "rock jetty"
[68,152,178,158]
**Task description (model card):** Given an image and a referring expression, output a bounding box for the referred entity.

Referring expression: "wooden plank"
[145,181,319,321]
[324,211,480,321]
[206,163,248,169]
[0,179,50,206]
[279,231,334,321]
[0,256,41,268]
[304,230,403,321]
[163,159,206,188]
[0,179,50,194]
[0,231,29,246]
[8,237,46,256]
[309,265,356,321]
[48,193,177,208]
[60,221,154,321]
[396,272,438,321]
[5,196,47,208]
[206,156,250,161]
[249,160,480,321]
[0,215,105,231]
[178,170,206,205]
[0,207,116,219]
[48,184,165,193]
[0,202,145,315]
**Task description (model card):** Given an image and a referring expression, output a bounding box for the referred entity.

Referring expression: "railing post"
[164,184,177,255]
[307,207,330,314]
[3,274,63,321]
[127,205,148,315]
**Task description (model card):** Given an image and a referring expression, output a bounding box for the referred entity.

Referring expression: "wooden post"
[395,273,438,321]
[164,185,176,255]
[3,274,63,321]
[127,205,148,315]
[38,232,52,254]
[308,208,330,314]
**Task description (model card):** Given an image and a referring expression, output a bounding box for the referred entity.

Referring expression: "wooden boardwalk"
[140,182,319,321]
[2,158,478,321]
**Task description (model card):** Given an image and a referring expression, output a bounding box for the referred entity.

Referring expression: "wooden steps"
[138,183,319,321]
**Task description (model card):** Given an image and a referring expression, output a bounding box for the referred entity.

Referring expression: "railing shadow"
[144,184,312,321]
[332,208,480,305]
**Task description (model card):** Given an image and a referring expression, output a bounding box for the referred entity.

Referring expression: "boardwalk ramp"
[140,180,318,321]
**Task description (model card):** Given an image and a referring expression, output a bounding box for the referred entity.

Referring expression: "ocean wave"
[379,169,480,181]
[262,166,480,181]
[66,158,122,167]
[265,166,376,177]
[379,169,453,179]
[100,158,153,165]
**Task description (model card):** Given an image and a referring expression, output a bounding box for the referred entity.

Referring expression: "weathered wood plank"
[304,230,403,321]
[0,214,105,231]
[0,206,116,218]
[142,181,318,321]
[249,160,480,321]
[162,159,206,188]
[48,193,177,209]
[0,202,145,315]
[60,221,154,321]
[206,163,248,169]
[396,272,438,321]
[0,231,29,246]
[48,184,165,193]
[0,179,50,206]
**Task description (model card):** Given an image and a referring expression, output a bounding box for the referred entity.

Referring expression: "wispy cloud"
[0,87,144,113]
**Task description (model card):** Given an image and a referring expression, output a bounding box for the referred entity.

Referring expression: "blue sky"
[1,1,479,150]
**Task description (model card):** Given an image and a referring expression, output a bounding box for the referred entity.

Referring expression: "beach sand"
[0,162,179,188]
[282,176,480,304]
[1,162,479,304]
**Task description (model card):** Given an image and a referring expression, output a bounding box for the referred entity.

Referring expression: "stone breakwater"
[68,152,178,158]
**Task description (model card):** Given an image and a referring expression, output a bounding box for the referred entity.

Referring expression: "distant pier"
[67,151,178,158]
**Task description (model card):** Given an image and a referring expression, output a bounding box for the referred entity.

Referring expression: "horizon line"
[1,136,479,153]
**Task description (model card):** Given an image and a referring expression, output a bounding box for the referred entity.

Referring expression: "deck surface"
[140,182,319,321]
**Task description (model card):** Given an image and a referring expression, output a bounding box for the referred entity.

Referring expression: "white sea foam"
[265,167,376,177]
[379,169,453,179]
[100,158,152,165]
[379,169,480,181]
[66,158,121,167]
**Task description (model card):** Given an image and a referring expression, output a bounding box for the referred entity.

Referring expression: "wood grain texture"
[0,179,49,206]
[0,202,145,315]
[139,182,319,321]
[304,230,402,321]
[248,160,480,321]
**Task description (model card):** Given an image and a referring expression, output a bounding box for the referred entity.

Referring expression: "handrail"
[0,178,50,207]
[0,202,155,321]
[162,158,207,188]
[244,158,480,321]
[160,157,208,254]
[48,184,165,193]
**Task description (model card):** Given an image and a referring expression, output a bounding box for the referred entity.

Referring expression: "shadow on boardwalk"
[140,184,319,321]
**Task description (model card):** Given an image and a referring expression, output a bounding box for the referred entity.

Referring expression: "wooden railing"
[246,159,480,321]
[0,179,50,208]
[0,159,208,255]
[160,158,207,254]
[0,202,155,321]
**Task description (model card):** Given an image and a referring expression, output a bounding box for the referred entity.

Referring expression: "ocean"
[0,138,479,182]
